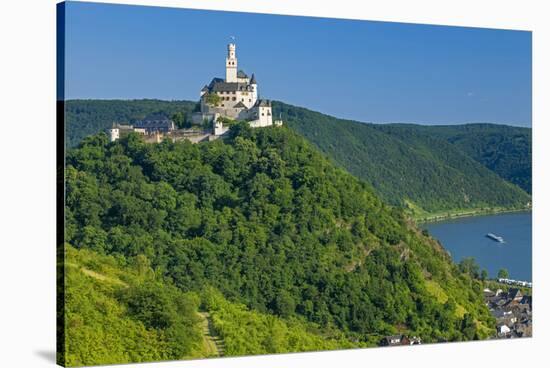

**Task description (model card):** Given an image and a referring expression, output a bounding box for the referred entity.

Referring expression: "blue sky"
[64,1,532,127]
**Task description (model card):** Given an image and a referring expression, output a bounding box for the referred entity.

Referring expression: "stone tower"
[225,43,237,82]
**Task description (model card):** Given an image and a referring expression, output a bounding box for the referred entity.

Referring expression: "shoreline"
[414,206,531,224]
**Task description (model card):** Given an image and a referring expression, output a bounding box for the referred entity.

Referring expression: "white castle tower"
[192,42,283,132]
[225,43,237,82]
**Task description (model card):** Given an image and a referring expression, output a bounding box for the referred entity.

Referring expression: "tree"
[480,269,488,281]
[65,126,495,349]
[171,112,187,129]
[458,257,480,279]
[274,291,296,318]
[497,268,509,279]
[204,93,221,107]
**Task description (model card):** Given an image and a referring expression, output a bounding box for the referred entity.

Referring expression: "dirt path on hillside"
[198,312,225,357]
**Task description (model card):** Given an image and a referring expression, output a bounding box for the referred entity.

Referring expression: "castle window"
[232,97,236,101]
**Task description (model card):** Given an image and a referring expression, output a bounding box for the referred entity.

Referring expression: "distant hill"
[398,124,532,194]
[272,101,530,216]
[64,99,531,217]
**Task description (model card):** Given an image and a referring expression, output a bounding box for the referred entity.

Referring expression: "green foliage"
[65,100,531,215]
[480,269,488,281]
[204,93,221,107]
[171,111,189,129]
[62,245,204,366]
[201,287,362,355]
[272,101,531,215]
[459,257,481,279]
[216,115,239,127]
[65,124,494,353]
[407,124,532,193]
[498,268,510,279]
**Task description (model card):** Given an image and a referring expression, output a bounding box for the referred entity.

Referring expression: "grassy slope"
[62,245,361,366]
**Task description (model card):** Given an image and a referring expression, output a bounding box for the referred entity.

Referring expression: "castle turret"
[225,43,237,82]
[250,73,258,103]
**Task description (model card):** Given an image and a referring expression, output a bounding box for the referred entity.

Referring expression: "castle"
[108,42,280,143]
[192,42,282,135]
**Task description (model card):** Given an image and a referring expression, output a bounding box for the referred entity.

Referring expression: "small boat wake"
[486,233,505,243]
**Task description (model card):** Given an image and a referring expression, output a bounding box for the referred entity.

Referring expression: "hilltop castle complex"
[192,42,281,135]
[108,43,281,143]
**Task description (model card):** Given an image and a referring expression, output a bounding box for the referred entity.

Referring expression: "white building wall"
[250,84,258,105]
[249,106,273,127]
[236,91,255,108]
[260,106,273,126]
[213,90,257,110]
[108,128,120,142]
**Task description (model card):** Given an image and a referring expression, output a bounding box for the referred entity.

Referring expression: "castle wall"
[108,128,119,142]
[249,106,273,127]
[214,90,256,109]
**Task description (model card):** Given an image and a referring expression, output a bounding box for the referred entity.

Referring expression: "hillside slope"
[64,124,495,366]
[61,245,358,366]
[272,101,530,216]
[65,99,531,216]
[398,123,532,193]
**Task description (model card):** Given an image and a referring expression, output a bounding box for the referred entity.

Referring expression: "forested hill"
[64,99,531,217]
[390,123,532,194]
[64,124,494,365]
[272,101,530,216]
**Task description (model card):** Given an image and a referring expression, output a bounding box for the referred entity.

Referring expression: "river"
[422,211,532,281]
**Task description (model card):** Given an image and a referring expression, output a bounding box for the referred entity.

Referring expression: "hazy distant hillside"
[395,124,531,194]
[272,102,530,216]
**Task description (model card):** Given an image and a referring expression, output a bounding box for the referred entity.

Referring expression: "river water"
[422,211,532,281]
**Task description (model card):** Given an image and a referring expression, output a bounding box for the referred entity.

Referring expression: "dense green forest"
[272,101,530,215]
[63,124,495,365]
[397,123,532,193]
[65,99,531,216]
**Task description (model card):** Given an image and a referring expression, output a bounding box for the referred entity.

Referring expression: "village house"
[485,285,532,339]
[380,335,421,347]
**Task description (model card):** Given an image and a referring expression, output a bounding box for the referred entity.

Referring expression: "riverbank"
[413,206,531,224]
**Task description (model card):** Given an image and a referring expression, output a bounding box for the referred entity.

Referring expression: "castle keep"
[192,43,281,135]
